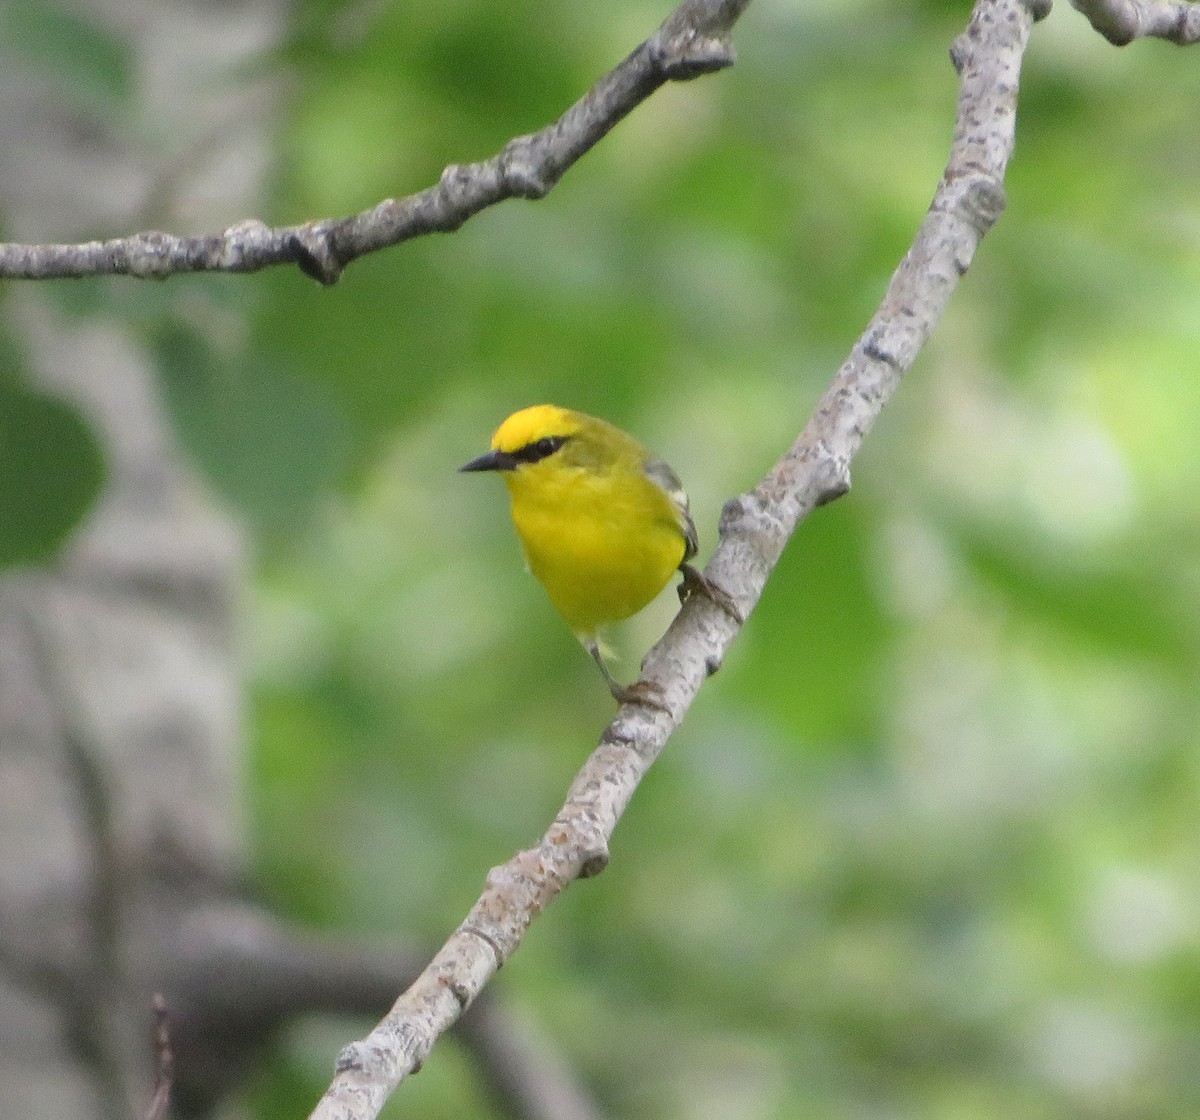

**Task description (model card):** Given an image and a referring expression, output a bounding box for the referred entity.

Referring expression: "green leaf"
[0,381,106,568]
[3,1,133,109]
[959,527,1192,668]
[154,324,351,538]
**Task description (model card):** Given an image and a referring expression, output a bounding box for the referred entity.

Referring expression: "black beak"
[459,449,516,473]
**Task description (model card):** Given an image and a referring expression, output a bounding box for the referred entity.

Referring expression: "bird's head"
[459,404,581,474]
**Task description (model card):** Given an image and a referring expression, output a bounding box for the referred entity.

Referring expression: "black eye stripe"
[513,435,567,464]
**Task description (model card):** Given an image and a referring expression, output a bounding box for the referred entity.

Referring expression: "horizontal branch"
[307,1,1049,1118]
[1071,0,1200,44]
[0,0,751,287]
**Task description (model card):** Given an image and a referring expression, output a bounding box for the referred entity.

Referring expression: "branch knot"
[287,225,344,285]
[957,175,1008,235]
[334,1042,368,1075]
[651,28,738,78]
[126,232,175,279]
[499,136,554,198]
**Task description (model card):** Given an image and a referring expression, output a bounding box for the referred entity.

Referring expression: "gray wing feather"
[644,456,698,562]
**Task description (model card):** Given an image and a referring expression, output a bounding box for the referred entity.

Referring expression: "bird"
[461,404,738,706]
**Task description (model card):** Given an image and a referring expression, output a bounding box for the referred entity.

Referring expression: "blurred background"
[3,0,1200,1117]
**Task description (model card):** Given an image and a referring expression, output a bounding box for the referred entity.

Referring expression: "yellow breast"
[505,459,687,637]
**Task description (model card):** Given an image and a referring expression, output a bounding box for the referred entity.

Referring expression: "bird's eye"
[517,435,567,463]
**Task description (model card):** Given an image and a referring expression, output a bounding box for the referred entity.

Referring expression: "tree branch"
[142,995,173,1120]
[158,906,606,1120]
[0,0,751,287]
[306,1,1048,1118]
[1071,0,1200,44]
[455,998,608,1120]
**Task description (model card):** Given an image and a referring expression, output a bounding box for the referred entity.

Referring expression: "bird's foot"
[586,638,672,712]
[678,563,744,624]
[608,678,671,713]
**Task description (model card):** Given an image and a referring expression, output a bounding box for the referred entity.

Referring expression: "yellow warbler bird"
[461,404,733,705]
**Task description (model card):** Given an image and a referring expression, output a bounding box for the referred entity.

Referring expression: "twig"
[1071,0,1200,44]
[0,0,751,287]
[306,2,1049,1119]
[143,995,174,1120]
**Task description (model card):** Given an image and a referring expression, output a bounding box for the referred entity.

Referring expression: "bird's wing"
[644,456,699,562]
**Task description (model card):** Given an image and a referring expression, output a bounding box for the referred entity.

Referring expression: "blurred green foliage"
[9,0,1200,1117]
[2,0,132,111]
[0,324,105,566]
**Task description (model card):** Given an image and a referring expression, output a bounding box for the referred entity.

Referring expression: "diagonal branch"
[142,995,174,1120]
[0,0,751,287]
[305,2,1049,1119]
[1071,0,1200,44]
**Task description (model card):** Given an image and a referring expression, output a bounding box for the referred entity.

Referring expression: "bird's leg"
[583,637,670,711]
[677,563,744,624]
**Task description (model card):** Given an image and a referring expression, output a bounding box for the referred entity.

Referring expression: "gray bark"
[0,1,283,1115]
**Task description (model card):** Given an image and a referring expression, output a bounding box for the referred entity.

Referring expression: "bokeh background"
[4,0,1200,1117]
